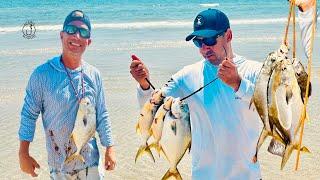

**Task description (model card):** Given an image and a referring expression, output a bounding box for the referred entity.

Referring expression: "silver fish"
[267,57,312,157]
[251,44,289,163]
[135,89,165,163]
[65,97,96,164]
[149,96,174,156]
[159,98,191,180]
[268,59,310,170]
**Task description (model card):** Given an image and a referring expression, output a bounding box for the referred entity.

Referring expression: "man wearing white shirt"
[130,1,317,179]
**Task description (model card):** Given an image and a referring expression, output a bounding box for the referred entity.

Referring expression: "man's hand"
[218,58,241,91]
[130,55,151,90]
[105,146,116,171]
[19,141,40,177]
[19,153,40,177]
[288,0,315,12]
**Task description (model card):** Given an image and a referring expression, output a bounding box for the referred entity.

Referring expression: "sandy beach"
[0,48,319,180]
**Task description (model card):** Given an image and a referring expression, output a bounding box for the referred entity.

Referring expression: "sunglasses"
[192,32,225,48]
[63,25,91,39]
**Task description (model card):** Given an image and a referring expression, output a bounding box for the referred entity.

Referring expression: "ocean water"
[0,1,320,179]
[0,0,319,65]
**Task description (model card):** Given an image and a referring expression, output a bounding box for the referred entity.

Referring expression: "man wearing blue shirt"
[130,1,316,179]
[18,10,116,179]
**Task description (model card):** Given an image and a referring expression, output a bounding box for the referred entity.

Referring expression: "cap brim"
[185,29,220,41]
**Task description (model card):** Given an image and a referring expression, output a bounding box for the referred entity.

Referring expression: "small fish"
[135,89,165,163]
[159,98,191,180]
[65,97,96,164]
[149,97,174,156]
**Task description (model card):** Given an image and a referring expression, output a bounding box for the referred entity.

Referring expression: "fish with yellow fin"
[65,97,96,164]
[135,89,165,163]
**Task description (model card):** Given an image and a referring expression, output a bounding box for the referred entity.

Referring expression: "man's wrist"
[233,77,241,92]
[19,151,30,157]
[298,0,315,12]
[140,81,150,90]
[106,146,114,151]
[19,141,30,156]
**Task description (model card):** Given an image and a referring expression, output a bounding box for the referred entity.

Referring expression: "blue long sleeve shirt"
[19,56,113,173]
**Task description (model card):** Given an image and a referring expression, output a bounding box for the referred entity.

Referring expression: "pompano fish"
[135,89,165,163]
[149,96,174,156]
[65,97,96,164]
[268,58,312,156]
[251,44,289,162]
[268,59,310,169]
[159,98,191,180]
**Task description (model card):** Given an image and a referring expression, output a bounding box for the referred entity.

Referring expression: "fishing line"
[146,78,155,90]
[144,45,229,101]
[181,46,228,101]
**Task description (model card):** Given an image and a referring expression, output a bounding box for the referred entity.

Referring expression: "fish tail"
[300,146,311,153]
[64,152,85,164]
[293,144,311,153]
[253,128,269,163]
[161,168,182,180]
[148,142,161,157]
[145,145,155,162]
[135,144,155,163]
[280,144,294,170]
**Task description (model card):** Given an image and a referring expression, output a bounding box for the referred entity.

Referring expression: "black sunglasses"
[193,32,225,48]
[63,25,91,39]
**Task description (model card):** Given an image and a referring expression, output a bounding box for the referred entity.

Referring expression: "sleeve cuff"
[19,137,33,142]
[137,84,153,96]
[100,136,114,147]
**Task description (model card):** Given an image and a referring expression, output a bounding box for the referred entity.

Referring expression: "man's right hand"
[19,153,40,177]
[288,0,315,12]
[130,54,151,90]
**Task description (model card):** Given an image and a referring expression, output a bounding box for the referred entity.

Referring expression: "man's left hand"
[218,58,241,91]
[105,146,116,171]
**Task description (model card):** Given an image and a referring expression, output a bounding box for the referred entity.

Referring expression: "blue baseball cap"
[63,10,91,31]
[186,9,230,41]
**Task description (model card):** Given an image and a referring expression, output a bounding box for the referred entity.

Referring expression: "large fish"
[251,44,289,163]
[149,96,174,155]
[267,58,312,157]
[268,59,310,169]
[65,97,96,164]
[159,98,191,180]
[135,89,165,163]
